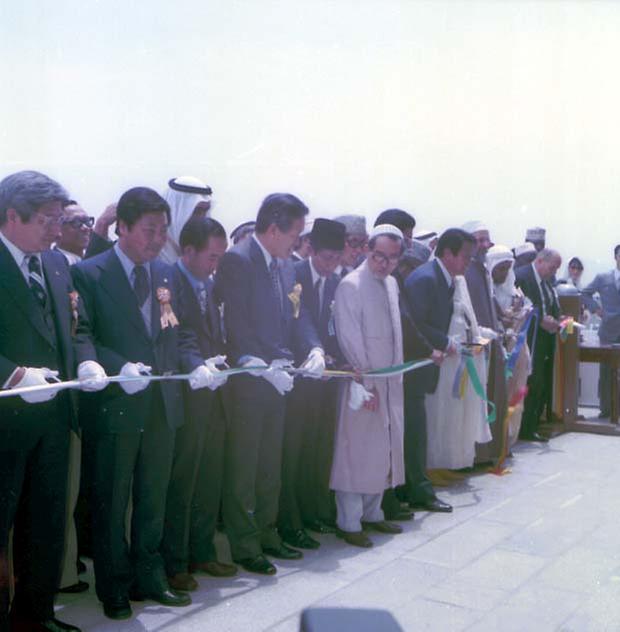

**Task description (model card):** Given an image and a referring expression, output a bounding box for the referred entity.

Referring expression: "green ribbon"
[465,355,496,424]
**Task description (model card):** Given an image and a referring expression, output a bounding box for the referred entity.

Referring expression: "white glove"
[262,359,294,395]
[119,362,152,395]
[301,347,325,379]
[77,360,109,392]
[189,364,216,390]
[478,327,499,341]
[241,356,268,377]
[348,381,374,411]
[12,367,60,404]
[204,355,228,390]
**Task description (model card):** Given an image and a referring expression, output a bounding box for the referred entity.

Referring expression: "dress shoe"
[362,520,403,534]
[305,520,337,534]
[129,588,191,607]
[410,497,453,513]
[168,572,198,592]
[191,560,238,577]
[103,597,132,620]
[280,528,320,550]
[384,509,414,521]
[335,528,373,548]
[520,431,549,443]
[58,580,89,594]
[235,554,277,575]
[263,543,303,560]
[16,619,83,632]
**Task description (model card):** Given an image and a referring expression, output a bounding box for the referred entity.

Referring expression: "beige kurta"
[330,260,405,495]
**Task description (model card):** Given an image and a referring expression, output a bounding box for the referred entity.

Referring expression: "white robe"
[330,260,405,494]
[426,276,492,469]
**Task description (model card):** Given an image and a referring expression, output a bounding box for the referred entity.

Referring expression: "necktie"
[197,282,208,315]
[133,265,149,307]
[27,255,46,307]
[269,259,282,313]
[540,280,552,315]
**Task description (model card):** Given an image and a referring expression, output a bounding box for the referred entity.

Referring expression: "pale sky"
[2,0,620,279]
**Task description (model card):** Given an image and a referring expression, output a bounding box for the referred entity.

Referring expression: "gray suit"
[582,270,620,414]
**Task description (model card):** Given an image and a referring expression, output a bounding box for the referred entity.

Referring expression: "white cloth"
[335,491,384,533]
[486,245,516,312]
[426,276,492,470]
[119,362,151,394]
[160,177,211,264]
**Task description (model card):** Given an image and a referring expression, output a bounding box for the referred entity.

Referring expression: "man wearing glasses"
[333,214,368,278]
[54,201,95,265]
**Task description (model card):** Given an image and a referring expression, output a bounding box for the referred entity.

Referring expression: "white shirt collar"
[0,230,40,280]
[436,257,453,288]
[532,262,544,287]
[55,246,82,266]
[114,242,150,283]
[253,233,274,269]
[308,257,324,285]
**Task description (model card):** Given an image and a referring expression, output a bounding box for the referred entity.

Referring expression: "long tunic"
[330,260,405,494]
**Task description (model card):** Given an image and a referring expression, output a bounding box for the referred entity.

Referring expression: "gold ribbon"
[156,287,179,329]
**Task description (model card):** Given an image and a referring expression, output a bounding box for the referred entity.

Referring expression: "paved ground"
[56,432,620,631]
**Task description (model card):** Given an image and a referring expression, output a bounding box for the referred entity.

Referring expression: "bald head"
[534,248,562,281]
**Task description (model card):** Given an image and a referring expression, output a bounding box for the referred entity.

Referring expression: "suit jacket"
[515,263,560,349]
[72,248,186,433]
[581,271,620,343]
[393,270,433,362]
[0,241,95,441]
[404,259,454,394]
[214,237,312,366]
[84,232,114,259]
[292,259,344,366]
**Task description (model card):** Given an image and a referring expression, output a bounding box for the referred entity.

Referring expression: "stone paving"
[56,432,620,631]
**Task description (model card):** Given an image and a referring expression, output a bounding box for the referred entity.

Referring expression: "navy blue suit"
[279,259,343,534]
[515,263,559,435]
[162,263,227,575]
[401,260,454,503]
[0,242,95,625]
[214,236,304,559]
[72,248,187,602]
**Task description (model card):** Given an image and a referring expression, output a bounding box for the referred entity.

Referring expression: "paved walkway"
[56,432,620,631]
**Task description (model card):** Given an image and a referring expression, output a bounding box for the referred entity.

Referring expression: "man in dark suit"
[214,193,317,575]
[72,187,206,619]
[402,228,476,513]
[278,219,346,549]
[0,170,107,632]
[162,216,235,592]
[515,248,562,441]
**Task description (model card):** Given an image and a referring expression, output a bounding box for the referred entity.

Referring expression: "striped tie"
[269,259,283,313]
[27,255,46,307]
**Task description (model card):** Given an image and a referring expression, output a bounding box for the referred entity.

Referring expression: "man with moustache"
[73,187,211,618]
[215,193,319,575]
[0,170,107,632]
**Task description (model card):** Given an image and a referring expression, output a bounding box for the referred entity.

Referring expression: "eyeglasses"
[371,251,400,266]
[62,216,95,229]
[345,237,368,249]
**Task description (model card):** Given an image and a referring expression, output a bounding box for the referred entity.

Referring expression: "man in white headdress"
[331,224,405,548]
[525,226,546,253]
[160,176,213,264]
[413,228,438,252]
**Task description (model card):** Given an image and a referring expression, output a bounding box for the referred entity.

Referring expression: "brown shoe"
[336,528,373,548]
[190,560,238,577]
[362,520,403,534]
[167,572,198,592]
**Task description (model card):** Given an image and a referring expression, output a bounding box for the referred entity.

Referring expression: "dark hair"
[568,256,583,269]
[615,245,620,258]
[368,233,405,254]
[374,208,416,232]
[255,193,309,233]
[435,228,476,258]
[180,216,227,251]
[115,187,170,233]
[0,170,68,225]
[63,199,79,208]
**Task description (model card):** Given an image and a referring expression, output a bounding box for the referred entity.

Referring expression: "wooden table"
[579,344,620,424]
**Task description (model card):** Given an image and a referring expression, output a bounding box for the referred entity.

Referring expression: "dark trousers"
[162,391,225,575]
[222,375,285,560]
[279,378,337,532]
[399,384,435,504]
[89,404,175,602]
[0,420,69,626]
[521,334,555,437]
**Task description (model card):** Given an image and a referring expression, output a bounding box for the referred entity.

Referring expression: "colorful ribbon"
[505,309,537,379]
[451,351,496,424]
